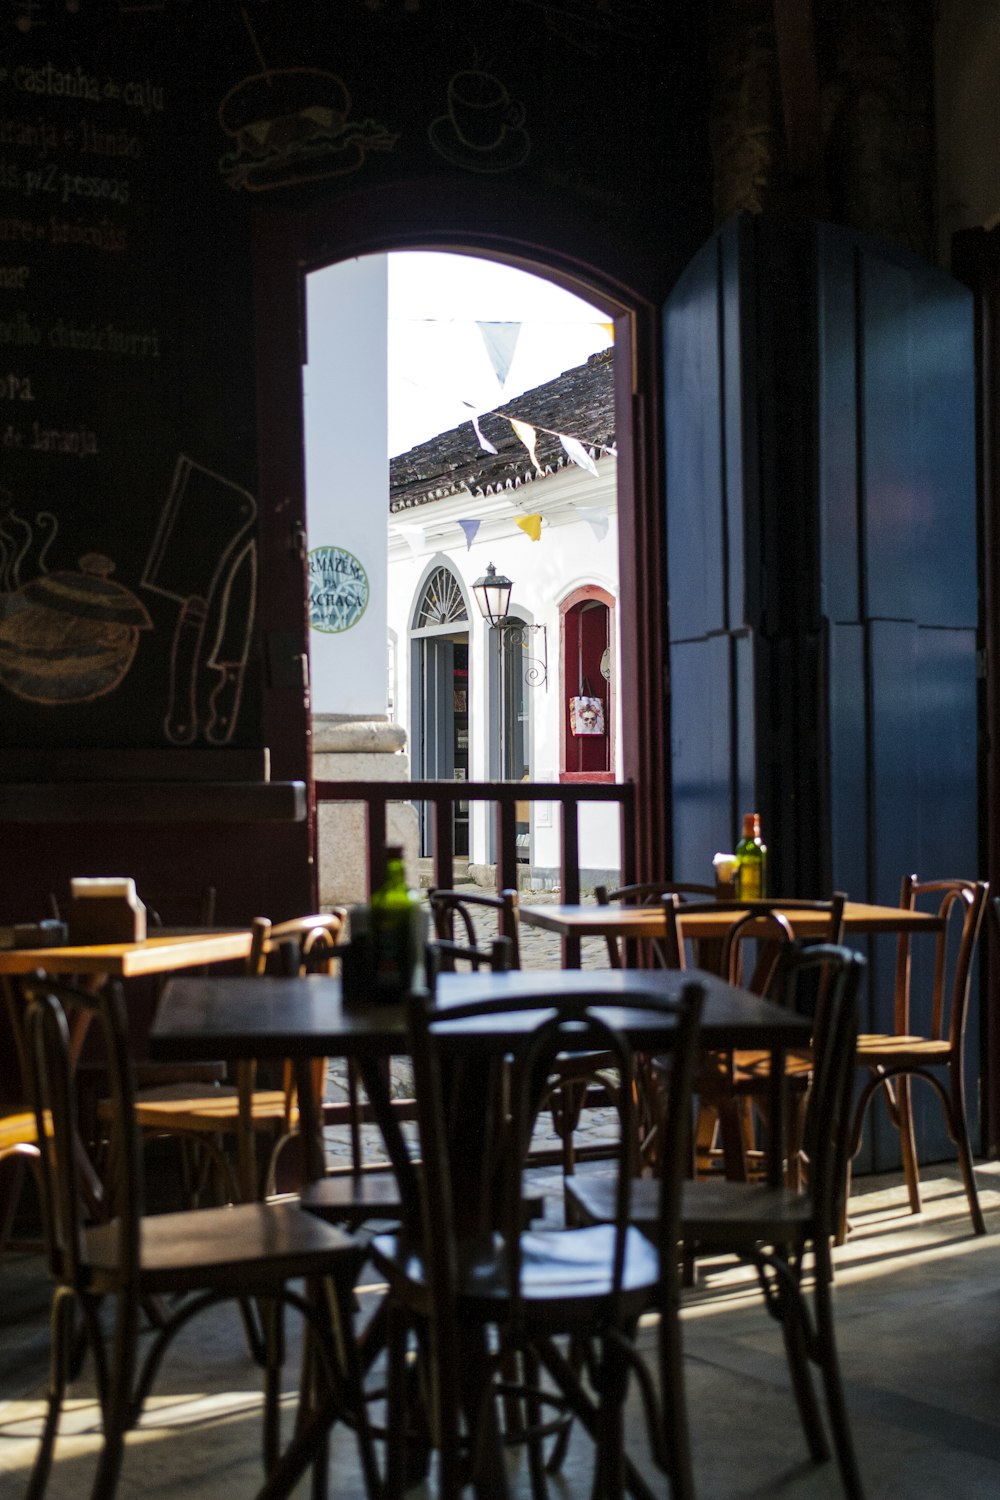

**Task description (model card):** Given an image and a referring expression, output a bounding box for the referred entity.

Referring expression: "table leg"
[767,1043,788,1188]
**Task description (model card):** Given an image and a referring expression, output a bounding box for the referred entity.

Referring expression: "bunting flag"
[560,434,600,478]
[396,523,426,555]
[457,518,481,550]
[510,418,543,474]
[573,504,610,541]
[515,513,542,542]
[471,415,498,455]
[600,322,616,344]
[477,321,522,387]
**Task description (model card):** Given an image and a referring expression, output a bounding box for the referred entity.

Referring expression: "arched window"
[415,566,467,629]
[560,586,615,781]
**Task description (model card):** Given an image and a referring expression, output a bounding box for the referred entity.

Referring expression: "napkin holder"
[68,878,147,945]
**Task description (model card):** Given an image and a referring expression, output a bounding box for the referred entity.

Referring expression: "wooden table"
[151,966,810,1500]
[1,929,254,1209]
[519,898,942,966]
[152,965,812,1199]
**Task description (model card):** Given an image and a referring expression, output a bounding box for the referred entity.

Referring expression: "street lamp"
[471,562,514,627]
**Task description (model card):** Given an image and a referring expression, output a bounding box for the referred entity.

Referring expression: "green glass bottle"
[735,812,766,900]
[370,845,425,1002]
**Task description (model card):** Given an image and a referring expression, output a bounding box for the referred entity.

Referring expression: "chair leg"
[896,1076,923,1216]
[947,1067,987,1236]
[656,1290,695,1500]
[25,1288,75,1500]
[384,1304,409,1500]
[260,1297,286,1474]
[813,1251,866,1500]
[774,1274,829,1462]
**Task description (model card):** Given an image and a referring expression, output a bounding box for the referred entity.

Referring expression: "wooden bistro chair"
[22,976,378,1500]
[846,874,989,1237]
[370,976,705,1500]
[569,944,868,1500]
[593,881,717,969]
[108,913,352,1205]
[0,1105,40,1252]
[428,887,622,1185]
[661,894,846,1183]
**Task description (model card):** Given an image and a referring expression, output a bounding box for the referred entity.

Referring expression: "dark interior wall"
[0,1,712,919]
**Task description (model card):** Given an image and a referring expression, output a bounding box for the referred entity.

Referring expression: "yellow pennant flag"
[515,514,542,542]
[600,322,615,344]
[510,418,543,474]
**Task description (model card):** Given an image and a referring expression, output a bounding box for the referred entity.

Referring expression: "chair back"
[427,934,515,978]
[661,894,847,993]
[777,944,865,1239]
[594,882,716,968]
[893,876,988,1046]
[428,888,521,968]
[24,978,140,1290]
[406,977,703,1340]
[248,911,347,976]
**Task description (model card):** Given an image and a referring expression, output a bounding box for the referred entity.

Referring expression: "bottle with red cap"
[735,813,767,899]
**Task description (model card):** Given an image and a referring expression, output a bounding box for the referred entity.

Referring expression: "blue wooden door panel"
[664,236,726,642]
[733,629,756,823]
[915,626,978,878]
[721,219,747,630]
[816,225,861,624]
[827,623,868,902]
[869,620,921,905]
[670,635,733,881]
[862,252,978,627]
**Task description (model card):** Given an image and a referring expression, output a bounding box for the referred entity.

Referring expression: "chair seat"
[83,1199,362,1292]
[371,1222,659,1329]
[99,1083,292,1133]
[0,1111,37,1151]
[301,1172,405,1226]
[856,1033,952,1064]
[568,1164,813,1245]
[722,1047,814,1084]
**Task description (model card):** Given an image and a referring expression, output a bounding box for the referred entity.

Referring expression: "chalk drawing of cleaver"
[204,537,257,744]
[141,456,256,745]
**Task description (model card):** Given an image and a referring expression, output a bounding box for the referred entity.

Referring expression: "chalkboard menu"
[0,9,259,751]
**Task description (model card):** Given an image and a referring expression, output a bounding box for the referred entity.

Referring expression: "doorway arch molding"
[254,175,681,892]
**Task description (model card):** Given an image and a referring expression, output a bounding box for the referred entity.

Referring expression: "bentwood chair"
[846,875,988,1236]
[112,913,349,1204]
[370,977,705,1500]
[23,977,378,1500]
[429,886,624,1182]
[662,894,846,1181]
[594,881,717,968]
[0,1106,40,1252]
[569,944,868,1500]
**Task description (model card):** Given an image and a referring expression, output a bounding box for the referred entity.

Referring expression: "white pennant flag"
[510,418,542,474]
[471,415,498,455]
[477,321,522,387]
[396,523,426,555]
[559,434,599,478]
[573,505,610,542]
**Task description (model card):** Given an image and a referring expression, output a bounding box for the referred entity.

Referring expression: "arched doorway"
[253,179,673,900]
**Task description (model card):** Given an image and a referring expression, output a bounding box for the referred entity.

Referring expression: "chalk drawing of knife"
[141,456,256,745]
[203,537,257,744]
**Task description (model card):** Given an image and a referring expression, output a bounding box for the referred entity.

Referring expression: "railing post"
[432,799,454,892]
[560,799,582,968]
[366,792,388,897]
[495,792,518,894]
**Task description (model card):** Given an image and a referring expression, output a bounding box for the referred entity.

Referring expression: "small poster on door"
[569,696,605,736]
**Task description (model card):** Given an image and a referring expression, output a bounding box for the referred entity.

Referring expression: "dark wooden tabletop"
[150,966,812,1062]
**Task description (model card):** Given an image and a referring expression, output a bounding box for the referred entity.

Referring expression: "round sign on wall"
[308,546,369,633]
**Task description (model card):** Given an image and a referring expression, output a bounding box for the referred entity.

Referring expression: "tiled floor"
[4,1160,1000,1499]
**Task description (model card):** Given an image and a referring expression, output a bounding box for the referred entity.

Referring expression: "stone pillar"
[313,714,420,907]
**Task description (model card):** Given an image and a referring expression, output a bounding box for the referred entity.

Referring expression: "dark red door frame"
[251,177,682,899]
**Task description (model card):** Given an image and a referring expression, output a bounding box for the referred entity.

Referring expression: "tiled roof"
[389,347,615,512]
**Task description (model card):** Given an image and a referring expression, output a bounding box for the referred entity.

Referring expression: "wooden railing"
[314,776,636,898]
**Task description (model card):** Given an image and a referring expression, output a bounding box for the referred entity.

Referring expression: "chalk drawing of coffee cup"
[429,68,530,174]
